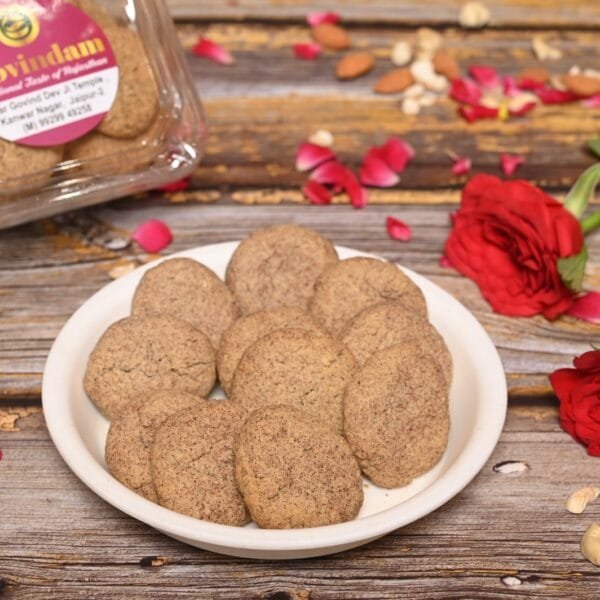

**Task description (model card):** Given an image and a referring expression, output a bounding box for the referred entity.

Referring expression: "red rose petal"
[295,142,336,171]
[158,177,191,193]
[468,65,501,90]
[191,38,234,65]
[293,42,322,60]
[451,156,472,175]
[500,153,525,176]
[373,137,415,173]
[439,255,453,268]
[450,77,482,105]
[517,77,547,92]
[386,216,412,241]
[582,94,600,108]
[0,449,3,462]
[302,180,332,204]
[131,220,173,253]
[502,75,519,97]
[566,291,600,323]
[536,87,580,105]
[311,160,368,209]
[307,11,341,26]
[344,169,369,209]
[458,104,499,122]
[360,151,400,187]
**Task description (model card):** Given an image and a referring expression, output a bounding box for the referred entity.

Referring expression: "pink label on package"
[0,0,118,146]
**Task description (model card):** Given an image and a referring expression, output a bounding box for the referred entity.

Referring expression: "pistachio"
[459,2,491,29]
[581,522,600,567]
[566,486,600,514]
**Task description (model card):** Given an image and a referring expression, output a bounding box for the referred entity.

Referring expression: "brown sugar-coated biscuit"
[230,328,356,433]
[344,344,450,489]
[151,400,250,526]
[105,390,201,501]
[66,117,165,175]
[84,315,216,420]
[97,27,159,139]
[234,405,363,529]
[217,307,323,395]
[132,258,238,350]
[225,224,338,316]
[0,139,63,194]
[309,257,427,337]
[340,300,453,386]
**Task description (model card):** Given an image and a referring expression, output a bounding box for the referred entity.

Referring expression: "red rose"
[550,350,600,456]
[444,174,583,319]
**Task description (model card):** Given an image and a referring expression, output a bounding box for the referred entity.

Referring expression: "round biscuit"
[84,315,216,420]
[230,328,356,433]
[225,224,338,315]
[132,258,238,350]
[309,257,427,337]
[151,400,250,526]
[234,405,363,529]
[344,344,450,488]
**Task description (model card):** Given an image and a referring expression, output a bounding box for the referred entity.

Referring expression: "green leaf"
[563,163,600,218]
[557,245,588,292]
[588,138,600,159]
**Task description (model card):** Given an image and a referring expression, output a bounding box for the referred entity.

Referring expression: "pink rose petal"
[191,38,234,65]
[582,94,600,108]
[293,42,322,60]
[158,177,191,193]
[468,65,501,90]
[296,142,336,171]
[302,180,332,205]
[451,156,472,175]
[536,87,580,105]
[502,75,519,97]
[373,137,415,173]
[566,291,600,323]
[307,11,341,26]
[500,153,525,176]
[509,101,537,117]
[458,104,499,122]
[131,220,173,253]
[439,255,452,268]
[360,151,400,187]
[450,77,482,105]
[386,216,412,241]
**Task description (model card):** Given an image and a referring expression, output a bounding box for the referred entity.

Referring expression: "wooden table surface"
[2,1,600,598]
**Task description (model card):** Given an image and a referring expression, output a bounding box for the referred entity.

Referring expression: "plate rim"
[42,241,507,554]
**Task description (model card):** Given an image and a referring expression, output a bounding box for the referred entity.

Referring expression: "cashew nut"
[581,522,600,567]
[566,486,600,514]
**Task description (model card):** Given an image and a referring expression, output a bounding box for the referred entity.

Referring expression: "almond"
[561,74,600,96]
[336,52,375,80]
[518,66,550,84]
[312,23,351,50]
[373,68,414,93]
[432,51,460,80]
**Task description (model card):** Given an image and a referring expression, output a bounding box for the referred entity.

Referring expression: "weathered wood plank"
[1,403,599,598]
[172,25,600,190]
[168,0,600,30]
[0,201,598,401]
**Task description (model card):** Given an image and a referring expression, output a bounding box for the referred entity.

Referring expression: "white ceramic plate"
[42,242,507,559]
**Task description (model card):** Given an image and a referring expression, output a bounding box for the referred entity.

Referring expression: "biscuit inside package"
[0,0,205,228]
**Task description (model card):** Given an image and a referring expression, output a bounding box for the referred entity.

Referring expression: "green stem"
[564,163,600,218]
[581,210,600,234]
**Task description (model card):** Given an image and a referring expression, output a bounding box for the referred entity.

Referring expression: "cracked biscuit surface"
[340,300,453,386]
[310,257,427,337]
[344,344,450,488]
[132,258,238,350]
[217,306,323,395]
[225,224,338,315]
[230,328,356,432]
[151,400,250,525]
[84,315,215,420]
[234,405,363,529]
[105,390,201,501]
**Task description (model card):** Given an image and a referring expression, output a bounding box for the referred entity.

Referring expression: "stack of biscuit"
[1,0,161,196]
[85,224,452,529]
